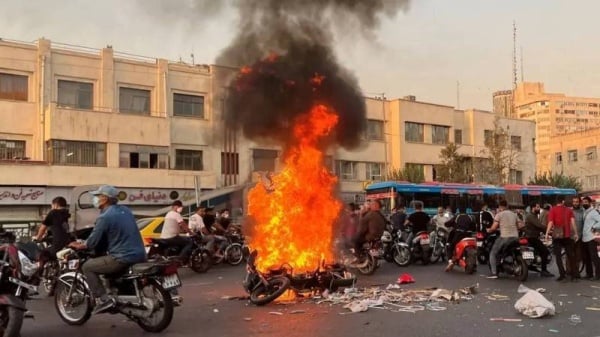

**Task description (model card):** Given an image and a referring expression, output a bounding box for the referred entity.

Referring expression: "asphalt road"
[20,260,600,337]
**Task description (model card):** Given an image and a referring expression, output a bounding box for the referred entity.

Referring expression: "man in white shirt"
[160,200,194,264]
[189,207,216,253]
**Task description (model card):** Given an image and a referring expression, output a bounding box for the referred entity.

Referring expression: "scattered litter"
[386,284,401,290]
[397,273,415,284]
[490,318,522,322]
[268,311,283,316]
[290,310,305,314]
[568,314,582,325]
[213,309,219,313]
[517,324,525,327]
[514,285,555,318]
[548,329,559,333]
[558,294,568,297]
[486,294,510,301]
[535,288,546,293]
[221,295,249,300]
[586,307,600,311]
[591,285,600,289]
[243,317,252,321]
[317,284,478,313]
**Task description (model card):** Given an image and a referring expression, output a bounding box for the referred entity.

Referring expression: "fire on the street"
[247,104,342,273]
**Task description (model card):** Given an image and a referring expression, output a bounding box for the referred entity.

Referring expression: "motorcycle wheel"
[190,249,212,274]
[430,240,443,264]
[136,281,174,333]
[250,276,291,306]
[225,243,244,266]
[0,306,24,337]
[357,254,377,275]
[477,250,488,265]
[514,256,529,282]
[392,245,412,267]
[54,276,93,325]
[421,247,431,265]
[464,248,477,275]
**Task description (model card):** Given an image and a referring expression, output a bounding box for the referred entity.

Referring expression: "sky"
[1,0,598,110]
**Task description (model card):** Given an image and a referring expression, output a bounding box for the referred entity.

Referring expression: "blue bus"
[365,181,576,215]
[365,181,505,215]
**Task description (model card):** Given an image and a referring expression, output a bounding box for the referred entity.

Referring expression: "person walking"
[546,197,578,282]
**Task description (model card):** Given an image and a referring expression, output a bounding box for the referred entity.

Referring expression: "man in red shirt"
[545,197,579,282]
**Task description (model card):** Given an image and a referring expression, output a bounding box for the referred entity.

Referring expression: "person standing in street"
[546,197,578,282]
[582,196,600,280]
[572,196,588,279]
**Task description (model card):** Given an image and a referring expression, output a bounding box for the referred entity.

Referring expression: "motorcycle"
[0,231,36,337]
[476,231,497,265]
[243,249,355,306]
[209,230,246,266]
[147,234,212,273]
[429,226,448,264]
[392,229,432,267]
[54,249,181,332]
[15,240,64,296]
[447,232,477,274]
[486,235,531,281]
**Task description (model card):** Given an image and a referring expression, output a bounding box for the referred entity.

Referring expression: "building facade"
[493,90,514,118]
[549,128,600,192]
[495,82,600,173]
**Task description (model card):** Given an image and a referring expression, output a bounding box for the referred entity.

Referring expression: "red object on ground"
[397,273,415,284]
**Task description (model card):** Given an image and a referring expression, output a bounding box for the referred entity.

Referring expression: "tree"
[436,143,471,183]
[474,117,519,185]
[528,171,583,192]
[387,166,425,183]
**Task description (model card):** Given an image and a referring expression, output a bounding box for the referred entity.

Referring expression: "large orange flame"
[247,104,342,273]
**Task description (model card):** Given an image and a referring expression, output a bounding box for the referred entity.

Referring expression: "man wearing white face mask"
[160,200,194,265]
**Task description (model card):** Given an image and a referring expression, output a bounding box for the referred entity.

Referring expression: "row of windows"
[334,161,384,181]
[0,73,205,118]
[404,122,451,145]
[483,131,522,150]
[555,146,598,164]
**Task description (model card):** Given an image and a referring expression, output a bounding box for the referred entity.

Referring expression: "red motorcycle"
[448,232,477,274]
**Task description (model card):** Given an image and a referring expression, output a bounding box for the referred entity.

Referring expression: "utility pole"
[381,93,388,180]
[512,21,518,118]
[456,81,460,109]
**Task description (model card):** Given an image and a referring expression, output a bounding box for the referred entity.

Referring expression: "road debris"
[514,284,555,318]
[213,309,219,313]
[548,329,559,333]
[243,317,252,321]
[568,314,582,325]
[397,273,415,284]
[586,307,600,311]
[490,318,522,322]
[290,310,306,314]
[486,294,510,301]
[316,283,477,313]
[268,311,284,316]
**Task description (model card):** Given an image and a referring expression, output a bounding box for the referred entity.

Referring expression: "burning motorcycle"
[243,249,355,306]
[147,234,212,273]
[54,249,181,332]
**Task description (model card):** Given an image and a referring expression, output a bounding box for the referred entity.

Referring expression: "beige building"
[549,128,600,192]
[493,90,514,118]
[494,82,600,173]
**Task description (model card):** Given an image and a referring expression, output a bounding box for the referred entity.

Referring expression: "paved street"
[21,261,600,337]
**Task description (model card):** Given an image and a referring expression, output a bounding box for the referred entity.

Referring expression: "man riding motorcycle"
[524,203,554,277]
[349,199,386,266]
[68,185,146,314]
[160,200,194,264]
[444,208,476,271]
[486,200,522,279]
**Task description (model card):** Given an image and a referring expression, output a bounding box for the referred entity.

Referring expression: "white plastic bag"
[514,284,555,318]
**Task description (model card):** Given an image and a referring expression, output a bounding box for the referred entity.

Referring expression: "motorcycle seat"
[16,242,40,261]
[130,262,160,275]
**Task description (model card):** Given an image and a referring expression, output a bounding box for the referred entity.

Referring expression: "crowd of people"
[337,196,600,281]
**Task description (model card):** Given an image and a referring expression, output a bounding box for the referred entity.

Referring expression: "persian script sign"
[0,187,45,204]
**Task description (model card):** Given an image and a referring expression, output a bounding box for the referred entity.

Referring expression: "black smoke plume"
[220,0,410,150]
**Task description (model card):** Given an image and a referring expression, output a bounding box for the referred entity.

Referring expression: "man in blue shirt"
[69,185,146,314]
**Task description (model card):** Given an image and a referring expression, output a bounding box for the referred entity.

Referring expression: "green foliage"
[528,171,583,192]
[437,143,471,183]
[387,165,425,183]
[475,118,519,185]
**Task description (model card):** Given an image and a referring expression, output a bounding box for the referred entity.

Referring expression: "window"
[484,130,493,146]
[405,122,424,142]
[252,149,278,172]
[432,125,449,145]
[454,129,462,144]
[0,73,28,101]
[119,87,150,115]
[365,162,384,181]
[48,140,106,166]
[119,144,168,169]
[173,93,204,118]
[586,146,597,161]
[57,80,93,109]
[567,150,578,163]
[335,161,358,180]
[366,120,384,141]
[509,169,523,184]
[555,152,562,164]
[175,149,203,171]
[0,140,25,159]
[221,152,240,175]
[510,136,522,151]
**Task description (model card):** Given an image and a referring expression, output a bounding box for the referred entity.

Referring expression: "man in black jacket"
[444,208,476,271]
[525,203,554,277]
